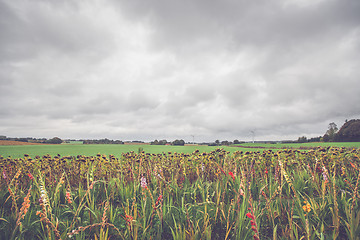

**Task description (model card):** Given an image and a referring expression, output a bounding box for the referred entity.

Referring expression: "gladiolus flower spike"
[246,212,255,220]
[141,176,148,189]
[228,171,235,181]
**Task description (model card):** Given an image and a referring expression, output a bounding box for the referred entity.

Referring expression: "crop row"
[0,147,359,239]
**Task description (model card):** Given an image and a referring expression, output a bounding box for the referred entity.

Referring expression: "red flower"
[246,212,255,220]
[27,173,34,180]
[155,195,163,205]
[124,214,133,226]
[228,171,235,181]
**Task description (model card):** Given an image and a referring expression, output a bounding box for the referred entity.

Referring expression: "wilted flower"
[68,229,79,238]
[302,200,311,215]
[322,166,329,182]
[14,170,21,179]
[178,176,185,185]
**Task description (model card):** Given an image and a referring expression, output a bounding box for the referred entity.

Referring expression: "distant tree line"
[150,139,168,145]
[172,139,185,146]
[150,139,247,146]
[150,139,186,146]
[0,136,63,144]
[208,139,245,146]
[295,136,322,143]
[3,119,359,146]
[0,136,127,145]
[82,138,124,144]
[296,119,360,143]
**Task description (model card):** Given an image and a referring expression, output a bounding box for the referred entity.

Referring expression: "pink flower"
[321,166,329,182]
[66,191,72,204]
[141,177,147,189]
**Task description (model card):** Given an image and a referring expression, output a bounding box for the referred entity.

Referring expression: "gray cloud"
[1,0,360,142]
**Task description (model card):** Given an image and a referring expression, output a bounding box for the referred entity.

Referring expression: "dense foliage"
[335,119,360,142]
[82,139,124,144]
[0,147,359,239]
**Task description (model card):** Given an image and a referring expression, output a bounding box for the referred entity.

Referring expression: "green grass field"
[235,141,360,149]
[1,142,359,158]
[0,144,236,158]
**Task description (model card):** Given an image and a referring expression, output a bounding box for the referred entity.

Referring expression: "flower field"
[0,147,359,239]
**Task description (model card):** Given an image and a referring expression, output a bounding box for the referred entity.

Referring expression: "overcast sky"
[1,0,360,142]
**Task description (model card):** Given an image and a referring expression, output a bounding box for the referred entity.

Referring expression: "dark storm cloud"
[1,0,360,141]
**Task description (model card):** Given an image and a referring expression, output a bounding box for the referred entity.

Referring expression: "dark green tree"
[150,140,159,145]
[297,136,307,143]
[48,137,62,144]
[334,119,360,142]
[323,122,338,142]
[221,140,231,146]
[172,139,185,146]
